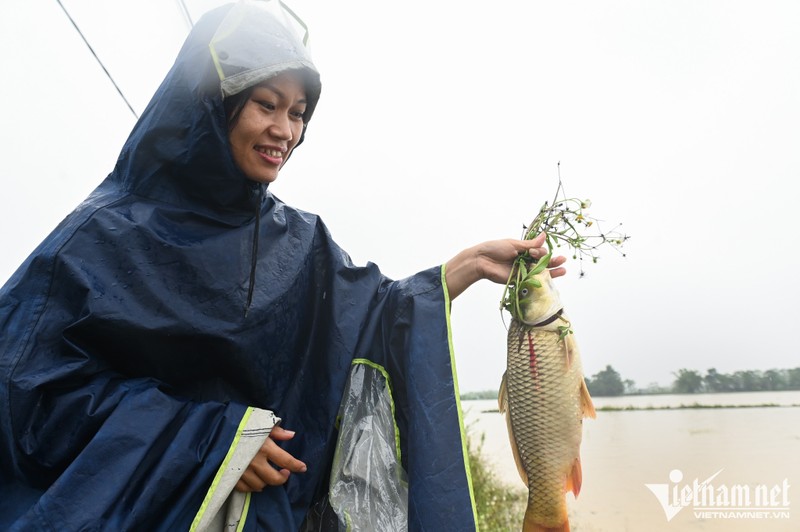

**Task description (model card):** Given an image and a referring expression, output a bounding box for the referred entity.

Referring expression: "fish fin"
[523,505,570,532]
[498,372,508,413]
[565,457,583,498]
[580,378,596,419]
[498,375,528,485]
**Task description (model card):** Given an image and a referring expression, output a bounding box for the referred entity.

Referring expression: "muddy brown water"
[463,391,800,531]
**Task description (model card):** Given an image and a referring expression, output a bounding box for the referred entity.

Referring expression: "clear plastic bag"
[329,362,409,531]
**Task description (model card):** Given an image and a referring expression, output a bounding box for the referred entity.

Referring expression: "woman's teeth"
[257,148,283,157]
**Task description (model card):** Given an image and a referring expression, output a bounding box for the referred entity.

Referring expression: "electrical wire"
[176,0,194,29]
[55,0,139,120]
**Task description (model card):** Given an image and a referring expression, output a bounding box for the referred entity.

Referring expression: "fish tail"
[523,506,570,532]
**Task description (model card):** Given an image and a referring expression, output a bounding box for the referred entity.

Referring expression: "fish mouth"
[520,308,564,327]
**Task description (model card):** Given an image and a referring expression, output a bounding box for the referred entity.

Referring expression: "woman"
[0,2,564,530]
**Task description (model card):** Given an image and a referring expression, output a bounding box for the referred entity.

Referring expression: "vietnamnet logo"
[646,469,791,521]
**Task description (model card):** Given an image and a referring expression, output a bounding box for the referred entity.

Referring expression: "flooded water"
[463,391,800,531]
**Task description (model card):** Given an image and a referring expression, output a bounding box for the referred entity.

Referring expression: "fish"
[498,268,596,532]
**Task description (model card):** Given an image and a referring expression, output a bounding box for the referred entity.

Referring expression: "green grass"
[467,432,527,531]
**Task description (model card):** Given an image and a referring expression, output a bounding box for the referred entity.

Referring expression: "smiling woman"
[0,1,565,531]
[227,73,309,184]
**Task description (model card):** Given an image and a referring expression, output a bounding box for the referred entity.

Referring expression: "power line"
[55,0,139,120]
[176,0,194,29]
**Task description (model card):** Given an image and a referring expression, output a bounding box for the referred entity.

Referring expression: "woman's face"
[229,71,308,184]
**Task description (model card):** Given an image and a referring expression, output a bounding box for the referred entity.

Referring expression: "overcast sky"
[1,0,798,392]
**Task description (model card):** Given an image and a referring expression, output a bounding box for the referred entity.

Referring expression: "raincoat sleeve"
[324,264,478,531]
[0,213,268,531]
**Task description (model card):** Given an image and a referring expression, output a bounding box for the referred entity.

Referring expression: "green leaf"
[529,253,552,276]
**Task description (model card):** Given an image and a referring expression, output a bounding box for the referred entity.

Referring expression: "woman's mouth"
[255,146,284,165]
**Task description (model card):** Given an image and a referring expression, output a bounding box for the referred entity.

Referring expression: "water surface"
[464,391,800,531]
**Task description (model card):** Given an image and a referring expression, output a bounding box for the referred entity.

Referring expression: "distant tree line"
[584,365,633,396]
[585,366,800,396]
[461,390,500,401]
[672,367,800,394]
[461,366,800,400]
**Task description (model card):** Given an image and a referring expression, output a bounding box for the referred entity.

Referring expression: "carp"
[499,267,596,532]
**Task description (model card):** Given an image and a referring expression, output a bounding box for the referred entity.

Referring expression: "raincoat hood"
[112,1,321,215]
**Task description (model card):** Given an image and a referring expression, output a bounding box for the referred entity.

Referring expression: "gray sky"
[1,0,798,392]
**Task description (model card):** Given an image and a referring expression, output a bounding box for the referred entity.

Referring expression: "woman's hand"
[445,233,567,300]
[235,426,307,492]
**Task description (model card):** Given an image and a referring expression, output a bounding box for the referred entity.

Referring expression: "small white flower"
[581,199,592,209]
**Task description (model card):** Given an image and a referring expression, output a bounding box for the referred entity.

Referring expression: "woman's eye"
[290,110,305,120]
[257,101,276,111]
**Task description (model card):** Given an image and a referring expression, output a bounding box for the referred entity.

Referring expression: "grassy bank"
[467,431,526,531]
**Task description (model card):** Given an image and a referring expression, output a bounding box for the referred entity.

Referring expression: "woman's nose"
[268,114,293,141]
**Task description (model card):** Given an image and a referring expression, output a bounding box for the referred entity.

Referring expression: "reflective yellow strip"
[190,407,254,531]
[235,492,252,532]
[351,358,402,462]
[440,264,479,527]
[207,3,248,82]
[208,44,226,82]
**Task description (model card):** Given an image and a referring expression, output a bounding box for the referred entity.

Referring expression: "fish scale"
[501,314,595,531]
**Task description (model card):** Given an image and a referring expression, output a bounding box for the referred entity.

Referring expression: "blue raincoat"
[0,2,477,530]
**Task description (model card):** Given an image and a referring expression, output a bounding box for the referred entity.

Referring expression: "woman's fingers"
[520,237,568,275]
[263,437,307,474]
[268,426,296,441]
[234,428,308,492]
[250,456,293,485]
[236,462,291,492]
[549,266,567,279]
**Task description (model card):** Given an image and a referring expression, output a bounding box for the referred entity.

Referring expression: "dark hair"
[224,69,317,130]
[224,86,254,130]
